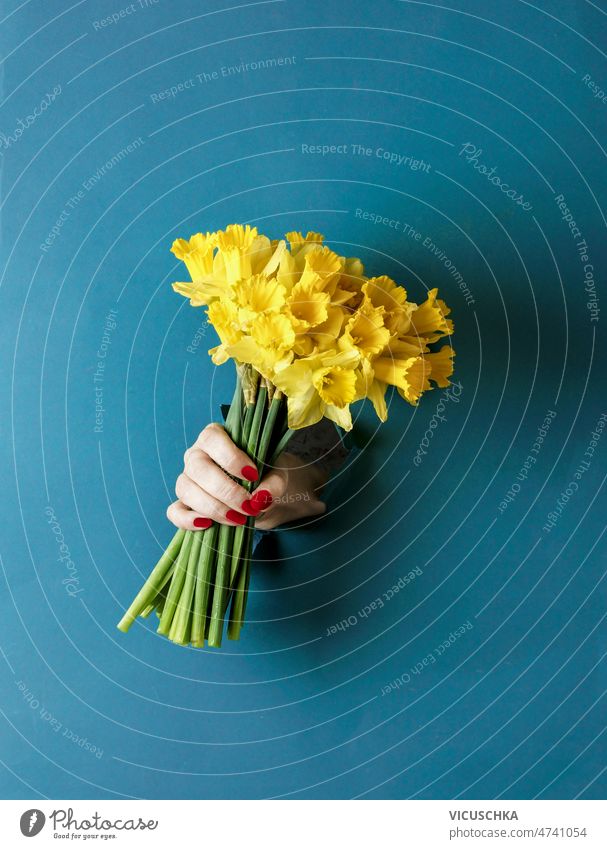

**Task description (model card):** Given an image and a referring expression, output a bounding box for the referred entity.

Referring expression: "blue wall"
[0,0,605,799]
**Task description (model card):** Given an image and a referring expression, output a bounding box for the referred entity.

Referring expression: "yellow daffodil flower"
[172,224,455,429]
[225,313,295,379]
[232,274,286,326]
[372,355,430,405]
[287,279,330,330]
[427,345,455,387]
[410,288,453,341]
[273,348,360,430]
[339,297,391,359]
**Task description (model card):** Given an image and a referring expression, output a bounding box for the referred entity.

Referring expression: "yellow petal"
[209,344,229,365]
[251,313,296,352]
[340,298,390,358]
[286,387,324,429]
[276,250,298,292]
[207,300,240,345]
[427,345,455,387]
[260,239,286,276]
[386,335,428,359]
[233,274,286,314]
[287,280,330,329]
[324,403,353,431]
[313,365,357,408]
[215,224,258,252]
[312,306,346,350]
[299,246,344,289]
[367,378,388,422]
[286,231,324,254]
[362,275,408,311]
[171,232,215,281]
[372,355,430,404]
[172,280,220,307]
[273,358,313,397]
[410,288,451,339]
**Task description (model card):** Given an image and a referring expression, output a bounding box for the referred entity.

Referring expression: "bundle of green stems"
[117,369,291,648]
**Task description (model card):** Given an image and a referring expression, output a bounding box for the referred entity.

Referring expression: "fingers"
[184,447,252,514]
[250,467,289,515]
[166,500,213,531]
[194,423,259,482]
[175,474,246,526]
[255,497,326,531]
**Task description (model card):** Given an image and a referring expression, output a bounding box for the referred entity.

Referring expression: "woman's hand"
[167,423,327,532]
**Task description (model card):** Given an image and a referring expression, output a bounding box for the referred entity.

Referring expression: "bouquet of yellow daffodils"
[117,225,455,648]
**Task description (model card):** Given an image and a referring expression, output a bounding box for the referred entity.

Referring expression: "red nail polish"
[241,465,259,482]
[226,509,247,525]
[250,489,273,511]
[241,499,261,517]
[193,517,212,529]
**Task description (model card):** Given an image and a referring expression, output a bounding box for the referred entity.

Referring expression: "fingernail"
[250,489,273,511]
[226,509,247,525]
[193,517,212,529]
[241,465,259,482]
[241,499,261,517]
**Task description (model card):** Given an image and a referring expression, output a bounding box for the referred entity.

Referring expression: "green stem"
[191,524,218,646]
[247,387,267,460]
[140,552,181,616]
[268,427,295,466]
[117,529,185,632]
[226,388,259,592]
[240,402,255,450]
[157,532,194,636]
[207,522,234,647]
[258,394,284,466]
[171,530,202,644]
[228,528,254,641]
[229,386,269,590]
[225,373,243,443]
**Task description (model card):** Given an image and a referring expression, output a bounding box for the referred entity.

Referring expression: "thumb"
[249,467,288,514]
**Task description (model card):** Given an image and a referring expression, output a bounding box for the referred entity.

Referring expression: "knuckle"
[215,478,241,504]
[210,505,228,523]
[183,451,198,478]
[175,474,187,499]
[199,422,222,445]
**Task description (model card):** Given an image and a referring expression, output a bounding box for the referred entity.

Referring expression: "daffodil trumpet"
[117,225,455,648]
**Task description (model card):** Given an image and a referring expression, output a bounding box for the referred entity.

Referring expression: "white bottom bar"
[1,800,605,847]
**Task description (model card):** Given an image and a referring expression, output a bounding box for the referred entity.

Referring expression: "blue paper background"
[0,0,605,800]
